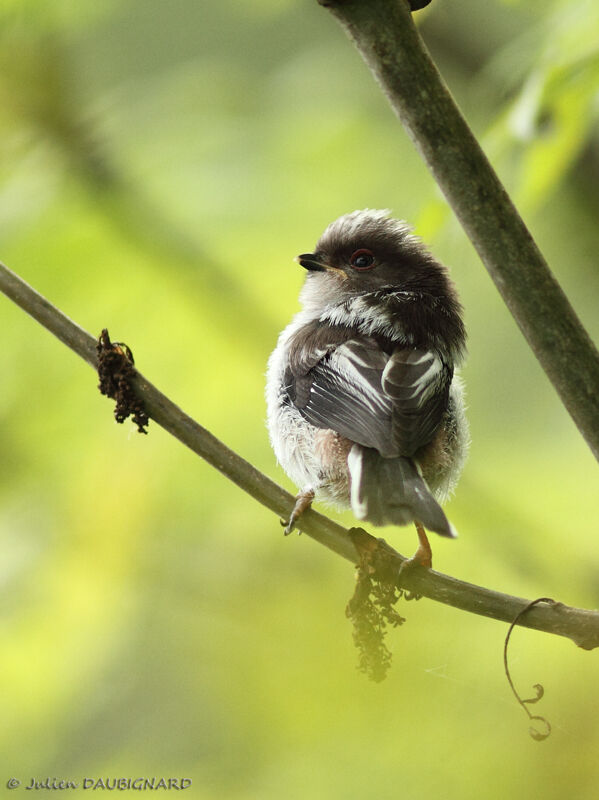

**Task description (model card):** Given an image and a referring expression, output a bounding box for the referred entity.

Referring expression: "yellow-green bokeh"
[1,1,599,797]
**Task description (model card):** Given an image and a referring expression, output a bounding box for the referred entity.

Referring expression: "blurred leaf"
[483,0,599,210]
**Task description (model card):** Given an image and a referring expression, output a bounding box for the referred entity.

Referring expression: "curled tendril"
[528,715,552,742]
[503,597,556,742]
[522,683,544,705]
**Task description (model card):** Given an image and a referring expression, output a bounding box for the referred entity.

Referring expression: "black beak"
[295,253,328,272]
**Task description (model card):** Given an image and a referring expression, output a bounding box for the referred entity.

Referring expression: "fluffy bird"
[266,210,468,566]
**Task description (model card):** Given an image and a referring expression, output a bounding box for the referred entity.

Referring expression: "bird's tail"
[347,445,456,538]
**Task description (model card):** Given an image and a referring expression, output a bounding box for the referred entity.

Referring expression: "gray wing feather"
[295,338,451,458]
[382,350,452,455]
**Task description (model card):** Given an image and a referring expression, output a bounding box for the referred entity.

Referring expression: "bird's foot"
[397,522,432,600]
[280,487,315,535]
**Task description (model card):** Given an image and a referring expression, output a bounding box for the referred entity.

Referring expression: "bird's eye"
[349,249,375,271]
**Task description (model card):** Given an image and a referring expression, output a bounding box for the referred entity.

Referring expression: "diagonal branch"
[2,260,599,651]
[317,0,599,462]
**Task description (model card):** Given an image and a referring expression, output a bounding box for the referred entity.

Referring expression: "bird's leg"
[398,521,432,574]
[411,521,433,568]
[281,487,315,535]
[396,522,432,600]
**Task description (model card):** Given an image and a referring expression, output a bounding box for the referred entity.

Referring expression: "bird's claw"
[280,517,300,536]
[280,488,315,537]
[397,545,432,601]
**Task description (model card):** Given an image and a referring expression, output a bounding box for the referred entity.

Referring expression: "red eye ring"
[349,248,375,270]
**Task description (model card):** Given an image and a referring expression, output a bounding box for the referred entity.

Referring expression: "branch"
[317,0,599,462]
[2,260,599,651]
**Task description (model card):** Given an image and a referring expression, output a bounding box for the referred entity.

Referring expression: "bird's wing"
[291,337,451,458]
[382,348,452,456]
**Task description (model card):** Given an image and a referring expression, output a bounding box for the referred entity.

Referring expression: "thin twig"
[2,260,599,650]
[317,0,599,462]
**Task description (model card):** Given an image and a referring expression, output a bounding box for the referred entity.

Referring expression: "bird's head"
[297,209,453,311]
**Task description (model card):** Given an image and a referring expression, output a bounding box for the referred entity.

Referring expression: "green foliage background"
[1,0,599,796]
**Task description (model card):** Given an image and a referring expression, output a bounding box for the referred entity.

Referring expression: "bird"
[266,209,468,567]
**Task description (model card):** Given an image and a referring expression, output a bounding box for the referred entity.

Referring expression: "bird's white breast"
[265,311,324,493]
